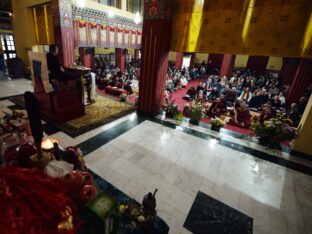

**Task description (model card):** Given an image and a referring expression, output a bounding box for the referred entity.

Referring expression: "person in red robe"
[259,103,276,124]
[229,101,251,128]
[206,97,227,118]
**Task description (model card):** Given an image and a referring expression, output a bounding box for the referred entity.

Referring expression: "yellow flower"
[138,215,145,222]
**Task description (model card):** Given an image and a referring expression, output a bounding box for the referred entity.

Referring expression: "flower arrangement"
[118,203,155,230]
[253,118,298,148]
[120,93,127,102]
[183,103,190,116]
[211,117,226,131]
[163,96,180,118]
[188,101,204,123]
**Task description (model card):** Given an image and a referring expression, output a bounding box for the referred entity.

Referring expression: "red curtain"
[115,48,125,72]
[207,53,224,73]
[246,56,269,75]
[287,59,312,105]
[279,58,300,86]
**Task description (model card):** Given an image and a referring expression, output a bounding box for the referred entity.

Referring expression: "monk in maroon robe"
[229,101,251,128]
[206,97,227,118]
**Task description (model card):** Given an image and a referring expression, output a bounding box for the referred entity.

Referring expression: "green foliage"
[188,101,204,121]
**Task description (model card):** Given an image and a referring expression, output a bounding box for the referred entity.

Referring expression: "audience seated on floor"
[163,65,311,131]
[284,103,300,127]
[259,103,276,124]
[228,101,251,128]
[206,97,227,118]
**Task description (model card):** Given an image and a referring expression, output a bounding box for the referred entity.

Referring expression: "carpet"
[10,95,136,138]
[96,88,138,105]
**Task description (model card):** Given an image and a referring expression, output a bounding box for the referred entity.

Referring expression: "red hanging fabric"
[246,55,269,75]
[175,52,183,69]
[207,53,224,73]
[287,59,312,106]
[220,54,236,77]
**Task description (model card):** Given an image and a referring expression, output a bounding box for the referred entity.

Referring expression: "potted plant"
[210,117,226,132]
[253,118,298,149]
[163,96,179,118]
[183,103,190,117]
[120,93,127,102]
[188,101,204,125]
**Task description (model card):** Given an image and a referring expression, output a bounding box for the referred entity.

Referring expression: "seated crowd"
[94,59,140,96]
[165,64,311,128]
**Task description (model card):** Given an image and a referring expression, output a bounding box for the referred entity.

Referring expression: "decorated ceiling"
[170,0,312,58]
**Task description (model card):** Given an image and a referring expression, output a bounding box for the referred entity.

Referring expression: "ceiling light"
[75,0,86,8]
[134,12,141,24]
[108,11,115,18]
[8,12,12,17]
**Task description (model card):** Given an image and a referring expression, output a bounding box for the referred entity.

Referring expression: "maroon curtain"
[279,58,300,86]
[189,53,195,69]
[207,53,224,73]
[246,56,269,75]
[286,59,312,106]
[115,48,125,72]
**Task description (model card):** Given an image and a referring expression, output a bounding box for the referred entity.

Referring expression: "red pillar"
[207,53,224,73]
[220,54,235,77]
[175,52,183,69]
[115,48,125,72]
[51,0,75,67]
[286,59,312,106]
[138,0,173,115]
[79,48,93,68]
[246,55,269,75]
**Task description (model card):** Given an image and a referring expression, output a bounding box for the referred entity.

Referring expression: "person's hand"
[61,66,64,72]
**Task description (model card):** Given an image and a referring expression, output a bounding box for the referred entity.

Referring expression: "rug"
[96,88,138,105]
[10,95,136,137]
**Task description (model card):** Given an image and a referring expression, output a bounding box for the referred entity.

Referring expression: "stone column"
[138,0,173,115]
[51,0,75,67]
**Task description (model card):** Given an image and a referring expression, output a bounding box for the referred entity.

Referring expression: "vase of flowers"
[163,96,180,118]
[188,101,204,125]
[210,118,226,132]
[253,118,298,149]
[120,93,127,102]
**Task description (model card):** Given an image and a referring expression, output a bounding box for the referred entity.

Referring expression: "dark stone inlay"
[42,123,61,135]
[184,191,253,234]
[148,117,312,176]
[77,114,146,156]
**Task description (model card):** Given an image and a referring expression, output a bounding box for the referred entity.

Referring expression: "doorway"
[0,34,16,60]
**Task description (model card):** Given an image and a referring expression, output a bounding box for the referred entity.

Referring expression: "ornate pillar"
[79,48,93,68]
[286,59,312,106]
[51,0,75,67]
[246,55,269,75]
[175,52,183,69]
[292,94,312,157]
[115,48,125,72]
[138,0,173,115]
[220,54,235,77]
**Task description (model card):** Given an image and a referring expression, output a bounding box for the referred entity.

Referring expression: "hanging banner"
[131,30,136,48]
[117,28,123,48]
[124,29,129,48]
[90,22,98,47]
[109,27,115,47]
[78,20,87,47]
[100,25,108,47]
[137,31,142,48]
[73,19,79,47]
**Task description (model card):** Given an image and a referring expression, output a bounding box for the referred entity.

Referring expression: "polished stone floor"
[1,77,312,234]
[84,120,312,234]
[0,75,32,98]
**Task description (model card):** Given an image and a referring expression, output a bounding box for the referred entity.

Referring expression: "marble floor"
[0,75,32,98]
[84,120,312,234]
[1,77,312,233]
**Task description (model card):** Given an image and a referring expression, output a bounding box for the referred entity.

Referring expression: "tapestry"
[170,0,312,58]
